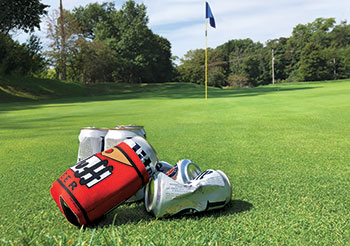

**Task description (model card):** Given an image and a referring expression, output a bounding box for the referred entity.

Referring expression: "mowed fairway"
[0,81,349,245]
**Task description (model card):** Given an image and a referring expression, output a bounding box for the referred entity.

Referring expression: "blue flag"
[205,2,216,28]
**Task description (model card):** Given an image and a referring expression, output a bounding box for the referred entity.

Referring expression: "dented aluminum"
[166,159,202,184]
[145,169,232,218]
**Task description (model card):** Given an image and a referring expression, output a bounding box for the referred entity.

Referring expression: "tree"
[216,38,262,77]
[144,34,173,82]
[242,53,264,86]
[45,0,173,83]
[298,43,332,81]
[177,49,205,84]
[73,2,116,40]
[208,66,226,87]
[227,74,249,88]
[77,40,117,83]
[0,33,45,75]
[0,0,48,34]
[286,18,336,81]
[107,0,152,83]
[46,9,82,80]
[73,0,173,83]
[25,35,46,75]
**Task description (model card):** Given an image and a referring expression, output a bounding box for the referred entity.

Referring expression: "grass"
[0,78,350,245]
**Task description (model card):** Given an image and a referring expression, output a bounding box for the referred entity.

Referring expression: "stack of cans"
[78,125,146,161]
[50,125,232,226]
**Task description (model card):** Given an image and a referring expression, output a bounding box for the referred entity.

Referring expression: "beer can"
[104,125,146,150]
[106,125,146,202]
[145,169,232,218]
[77,127,108,162]
[104,125,147,203]
[50,136,158,226]
[165,159,202,184]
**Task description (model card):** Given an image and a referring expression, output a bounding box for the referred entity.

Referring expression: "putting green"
[0,80,349,245]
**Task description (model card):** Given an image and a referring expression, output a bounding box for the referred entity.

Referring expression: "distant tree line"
[177,18,350,87]
[1,0,350,87]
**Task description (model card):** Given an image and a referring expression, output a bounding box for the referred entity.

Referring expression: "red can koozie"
[50,136,158,226]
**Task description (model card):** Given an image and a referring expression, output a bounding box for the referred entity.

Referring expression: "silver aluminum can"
[104,125,146,150]
[145,170,232,218]
[77,127,108,162]
[123,136,157,203]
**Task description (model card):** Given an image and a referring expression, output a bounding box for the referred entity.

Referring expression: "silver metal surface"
[124,136,158,175]
[175,159,202,184]
[123,136,158,202]
[105,125,146,150]
[145,169,232,218]
[77,127,108,161]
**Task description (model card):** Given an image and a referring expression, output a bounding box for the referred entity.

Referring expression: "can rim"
[145,177,157,213]
[80,127,109,131]
[115,125,144,130]
[184,162,202,183]
[108,127,144,131]
[216,170,232,202]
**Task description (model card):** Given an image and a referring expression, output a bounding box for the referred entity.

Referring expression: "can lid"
[216,170,232,203]
[145,178,157,212]
[114,125,144,131]
[80,127,109,131]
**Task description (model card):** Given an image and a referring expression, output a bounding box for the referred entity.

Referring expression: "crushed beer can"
[77,127,108,161]
[145,169,232,218]
[51,136,158,226]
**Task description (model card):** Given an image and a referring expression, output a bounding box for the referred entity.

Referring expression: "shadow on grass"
[0,82,320,113]
[89,199,252,228]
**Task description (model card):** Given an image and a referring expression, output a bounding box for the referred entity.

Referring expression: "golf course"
[0,78,349,245]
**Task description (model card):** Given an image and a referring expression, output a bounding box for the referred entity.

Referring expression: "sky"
[14,0,350,62]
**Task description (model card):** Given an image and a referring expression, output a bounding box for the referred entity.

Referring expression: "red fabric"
[50,142,149,225]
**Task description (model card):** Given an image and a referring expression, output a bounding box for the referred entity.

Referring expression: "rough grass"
[0,79,349,245]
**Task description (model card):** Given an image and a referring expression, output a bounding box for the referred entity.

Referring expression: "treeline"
[2,1,350,87]
[0,0,174,83]
[177,18,350,87]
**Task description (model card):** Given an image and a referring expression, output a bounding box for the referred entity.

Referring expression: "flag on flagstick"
[206,2,216,28]
[205,2,216,100]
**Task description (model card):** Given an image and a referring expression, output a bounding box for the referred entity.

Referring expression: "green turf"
[0,80,349,245]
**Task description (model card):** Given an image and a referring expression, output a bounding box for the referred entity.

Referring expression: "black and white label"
[71,156,113,188]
